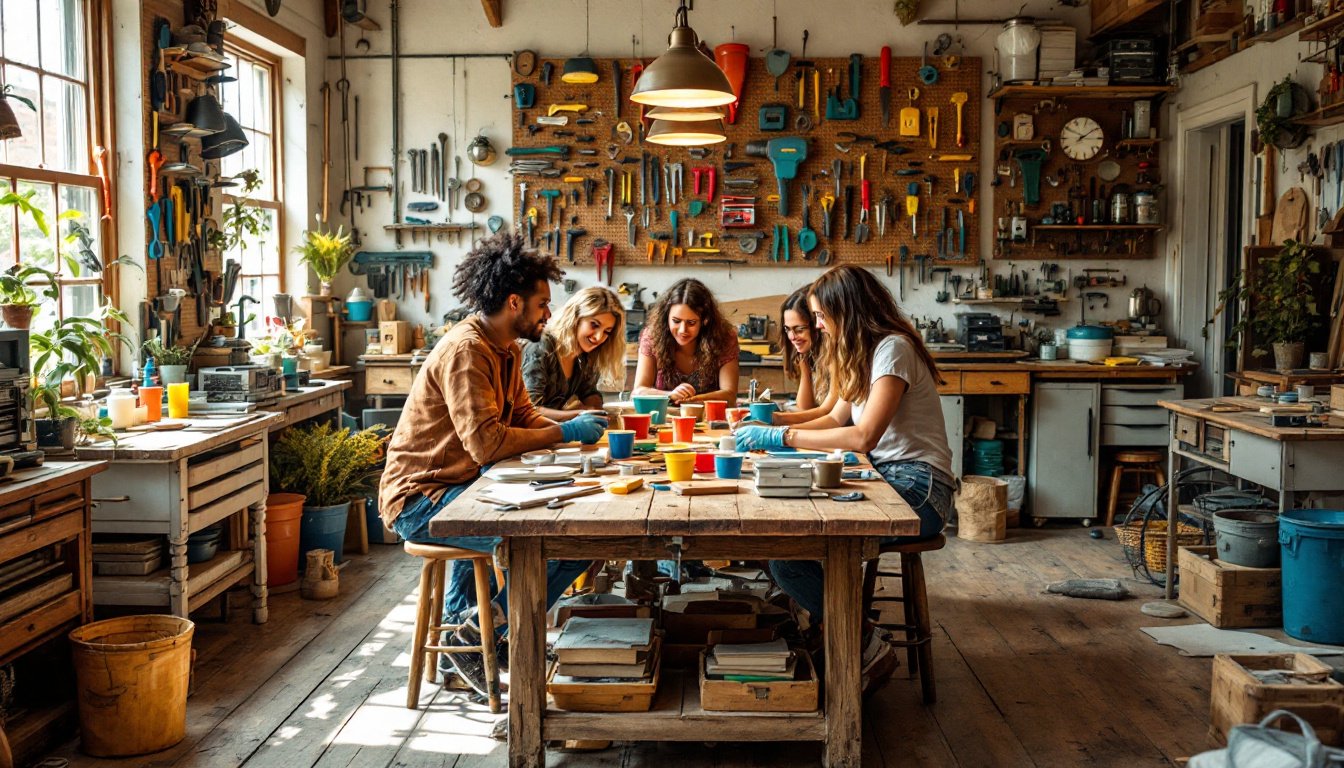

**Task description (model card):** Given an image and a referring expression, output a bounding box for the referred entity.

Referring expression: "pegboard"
[989,93,1163,261]
[510,54,981,278]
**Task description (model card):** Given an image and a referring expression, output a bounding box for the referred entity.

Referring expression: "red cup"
[694,451,716,474]
[669,415,696,443]
[703,400,728,421]
[622,412,652,439]
[728,407,751,423]
[657,428,673,444]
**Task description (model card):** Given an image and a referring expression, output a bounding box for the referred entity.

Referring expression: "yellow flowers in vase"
[294,225,354,297]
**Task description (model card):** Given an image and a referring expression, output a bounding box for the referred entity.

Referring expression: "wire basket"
[1114,519,1204,574]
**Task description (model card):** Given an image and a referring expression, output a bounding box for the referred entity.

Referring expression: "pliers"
[593,239,614,285]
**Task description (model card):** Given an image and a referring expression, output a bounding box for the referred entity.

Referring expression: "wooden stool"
[861,534,946,705]
[403,541,501,712]
[1104,450,1167,526]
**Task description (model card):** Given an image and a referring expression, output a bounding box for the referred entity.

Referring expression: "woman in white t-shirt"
[735,266,954,687]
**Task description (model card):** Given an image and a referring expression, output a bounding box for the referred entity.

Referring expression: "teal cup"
[632,395,671,425]
[607,430,635,460]
[715,453,744,480]
[748,401,778,423]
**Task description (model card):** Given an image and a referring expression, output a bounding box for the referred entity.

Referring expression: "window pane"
[59,184,97,277]
[0,180,13,270]
[42,77,86,173]
[3,0,40,67]
[39,0,85,80]
[61,282,99,323]
[1,66,41,167]
[248,62,270,133]
[16,180,55,270]
[240,274,279,339]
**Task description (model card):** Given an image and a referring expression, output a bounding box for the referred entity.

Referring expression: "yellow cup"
[664,452,695,482]
[167,382,190,419]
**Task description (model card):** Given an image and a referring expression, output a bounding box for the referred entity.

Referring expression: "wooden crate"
[1332,383,1344,413]
[1177,546,1281,628]
[699,650,818,713]
[1210,653,1344,745]
[547,640,661,713]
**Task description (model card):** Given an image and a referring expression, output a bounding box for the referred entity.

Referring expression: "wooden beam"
[220,0,306,55]
[481,0,502,27]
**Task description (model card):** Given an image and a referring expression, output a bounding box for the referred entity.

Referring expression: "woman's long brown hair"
[781,286,823,382]
[809,265,942,403]
[645,278,732,378]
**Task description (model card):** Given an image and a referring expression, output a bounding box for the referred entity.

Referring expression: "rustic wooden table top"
[1160,397,1344,441]
[74,412,283,462]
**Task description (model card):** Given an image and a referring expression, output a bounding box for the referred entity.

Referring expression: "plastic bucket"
[265,493,306,586]
[1212,509,1280,567]
[300,501,350,567]
[70,615,194,757]
[632,395,670,425]
[1279,509,1344,643]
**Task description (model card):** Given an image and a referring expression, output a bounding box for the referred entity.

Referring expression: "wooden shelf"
[1033,224,1164,232]
[989,84,1177,102]
[384,223,479,232]
[1299,9,1344,42]
[1244,16,1306,45]
[1292,101,1344,128]
[953,296,1070,305]
[163,50,232,78]
[1090,0,1167,38]
[1117,138,1161,147]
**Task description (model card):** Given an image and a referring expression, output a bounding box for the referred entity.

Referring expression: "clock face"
[1060,117,1103,161]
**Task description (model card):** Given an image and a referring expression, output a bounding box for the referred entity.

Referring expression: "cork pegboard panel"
[510,55,981,277]
[989,95,1162,261]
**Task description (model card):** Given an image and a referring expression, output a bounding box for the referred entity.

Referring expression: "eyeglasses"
[783,325,812,337]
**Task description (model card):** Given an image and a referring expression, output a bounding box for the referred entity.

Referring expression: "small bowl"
[521,450,554,465]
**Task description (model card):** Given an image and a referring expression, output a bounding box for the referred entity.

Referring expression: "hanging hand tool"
[820,193,834,238]
[771,223,790,262]
[855,155,871,243]
[625,207,636,245]
[842,184,853,239]
[826,54,861,120]
[798,185,818,254]
[538,189,561,222]
[950,91,969,148]
[147,149,165,200]
[765,15,790,92]
[146,203,164,261]
[932,267,952,303]
[526,207,538,246]
[899,246,910,298]
[765,137,807,215]
[604,168,614,219]
[94,146,113,224]
[928,108,939,149]
[613,60,623,116]
[438,133,449,201]
[901,88,921,137]
[957,209,966,258]
[565,228,588,264]
[670,210,679,250]
[430,144,440,197]
[964,171,977,214]
[640,152,648,206]
[880,46,892,128]
[918,41,939,85]
[593,239,614,285]
[906,182,920,237]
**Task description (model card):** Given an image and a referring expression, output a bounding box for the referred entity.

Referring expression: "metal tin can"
[1134,190,1159,224]
[1110,192,1131,224]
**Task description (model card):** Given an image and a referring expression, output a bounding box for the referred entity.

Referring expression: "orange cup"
[622,412,652,439]
[657,428,673,444]
[669,415,696,443]
[703,400,728,421]
[728,407,751,423]
[664,452,695,482]
[140,386,163,423]
[694,451,716,473]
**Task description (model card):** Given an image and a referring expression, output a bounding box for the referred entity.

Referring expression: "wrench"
[625,207,636,245]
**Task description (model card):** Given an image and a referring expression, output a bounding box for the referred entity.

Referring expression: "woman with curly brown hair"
[631,278,739,404]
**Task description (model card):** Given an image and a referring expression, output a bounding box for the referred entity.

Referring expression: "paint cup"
[703,400,728,422]
[657,428,673,444]
[669,415,697,443]
[622,413,652,439]
[1257,385,1276,399]
[813,459,843,489]
[167,382,190,419]
[603,406,624,430]
[1038,343,1058,361]
[1309,352,1329,370]
[665,452,695,482]
[748,402,779,423]
[728,407,751,423]
[680,403,705,422]
[620,463,637,476]
[632,395,671,425]
[1278,392,1299,404]
[107,390,137,430]
[715,453,745,479]
[718,434,738,452]
[694,451,716,474]
[140,386,163,422]
[1297,384,1315,400]
[607,429,635,460]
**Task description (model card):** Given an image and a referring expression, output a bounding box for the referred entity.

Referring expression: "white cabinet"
[940,395,963,478]
[1028,383,1100,522]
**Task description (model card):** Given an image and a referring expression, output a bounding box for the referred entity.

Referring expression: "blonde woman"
[522,286,627,421]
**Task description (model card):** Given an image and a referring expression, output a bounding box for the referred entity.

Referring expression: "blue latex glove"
[560,412,608,445]
[733,424,787,452]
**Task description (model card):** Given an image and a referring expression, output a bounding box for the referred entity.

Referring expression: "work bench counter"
[261,379,352,432]
[429,448,919,768]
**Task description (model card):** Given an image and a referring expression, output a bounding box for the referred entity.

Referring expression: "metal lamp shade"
[185,94,227,135]
[630,25,734,108]
[200,113,248,159]
[0,99,19,140]
[561,56,599,84]
[646,118,726,147]
[646,105,726,122]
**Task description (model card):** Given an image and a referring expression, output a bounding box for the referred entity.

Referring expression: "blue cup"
[632,395,671,425]
[607,430,635,460]
[715,453,744,480]
[748,401,779,423]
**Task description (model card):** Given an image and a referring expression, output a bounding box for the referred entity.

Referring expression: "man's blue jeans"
[768,460,954,621]
[392,487,593,631]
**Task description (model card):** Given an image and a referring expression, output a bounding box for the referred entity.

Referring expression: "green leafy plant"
[294,225,354,285]
[269,422,386,507]
[208,169,271,256]
[1256,76,1307,150]
[0,263,58,308]
[142,337,197,367]
[1207,240,1324,358]
[30,302,132,402]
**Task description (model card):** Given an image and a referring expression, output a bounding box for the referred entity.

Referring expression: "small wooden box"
[379,321,412,355]
[699,649,818,713]
[547,640,661,713]
[1177,546,1281,628]
[1332,384,1344,413]
[1210,653,1344,744]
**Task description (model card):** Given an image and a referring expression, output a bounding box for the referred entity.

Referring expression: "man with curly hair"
[379,232,607,699]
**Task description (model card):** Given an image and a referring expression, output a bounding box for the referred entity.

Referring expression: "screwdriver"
[906,182,920,237]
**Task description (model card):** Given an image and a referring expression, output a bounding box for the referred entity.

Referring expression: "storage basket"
[1114,519,1204,574]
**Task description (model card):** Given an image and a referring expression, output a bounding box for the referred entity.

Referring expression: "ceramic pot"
[1,304,34,329]
[159,364,189,385]
[1273,342,1305,371]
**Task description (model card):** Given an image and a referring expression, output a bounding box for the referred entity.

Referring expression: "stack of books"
[1037,25,1077,81]
[552,617,656,682]
[705,638,796,682]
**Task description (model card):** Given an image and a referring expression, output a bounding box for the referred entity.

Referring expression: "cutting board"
[671,482,739,496]
[1271,187,1310,245]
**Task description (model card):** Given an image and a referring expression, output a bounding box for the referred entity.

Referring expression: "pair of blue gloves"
[733,423,787,452]
[559,412,608,445]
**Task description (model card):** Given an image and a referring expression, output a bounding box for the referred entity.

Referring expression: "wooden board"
[671,482,739,496]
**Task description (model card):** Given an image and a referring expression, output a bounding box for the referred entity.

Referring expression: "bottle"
[142,356,159,388]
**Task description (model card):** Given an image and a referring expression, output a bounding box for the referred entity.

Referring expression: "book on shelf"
[553,616,655,665]
[706,638,794,679]
[554,655,653,680]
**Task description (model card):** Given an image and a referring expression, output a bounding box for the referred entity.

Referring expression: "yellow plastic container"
[665,452,695,482]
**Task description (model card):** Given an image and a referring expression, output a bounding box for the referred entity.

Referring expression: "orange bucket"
[265,493,306,587]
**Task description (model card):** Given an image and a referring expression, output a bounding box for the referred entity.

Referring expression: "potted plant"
[1209,240,1324,370]
[294,225,354,296]
[270,422,385,565]
[1256,76,1310,150]
[29,301,131,448]
[143,338,197,384]
[207,169,271,259]
[0,263,58,330]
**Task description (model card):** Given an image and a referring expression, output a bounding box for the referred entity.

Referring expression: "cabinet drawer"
[1102,424,1170,446]
[1175,415,1201,446]
[366,366,416,395]
[1101,385,1184,406]
[1101,405,1168,426]
[962,372,1029,395]
[935,372,963,394]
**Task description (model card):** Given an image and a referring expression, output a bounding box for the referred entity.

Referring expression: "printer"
[956,313,1007,352]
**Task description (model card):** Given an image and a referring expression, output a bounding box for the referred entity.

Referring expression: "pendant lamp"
[630,1,734,109]
[646,105,726,122]
[561,57,599,84]
[646,118,727,147]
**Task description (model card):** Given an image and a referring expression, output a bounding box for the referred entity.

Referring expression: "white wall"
[325,0,1170,349]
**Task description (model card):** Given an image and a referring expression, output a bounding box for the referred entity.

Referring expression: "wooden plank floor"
[54,527,1312,767]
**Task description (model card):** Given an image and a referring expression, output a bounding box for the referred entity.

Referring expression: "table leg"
[250,496,269,624]
[1164,419,1179,600]
[507,537,546,768]
[823,536,863,768]
[1017,394,1028,477]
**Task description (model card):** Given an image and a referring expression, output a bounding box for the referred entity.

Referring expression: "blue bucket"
[1279,509,1344,643]
[299,502,349,566]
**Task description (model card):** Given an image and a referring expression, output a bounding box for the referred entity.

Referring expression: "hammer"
[565,227,588,264]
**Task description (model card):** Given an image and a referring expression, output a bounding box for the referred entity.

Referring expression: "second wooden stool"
[861,534,946,704]
[1104,450,1167,526]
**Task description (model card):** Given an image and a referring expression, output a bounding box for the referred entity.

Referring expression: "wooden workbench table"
[430,447,918,768]
[261,379,351,432]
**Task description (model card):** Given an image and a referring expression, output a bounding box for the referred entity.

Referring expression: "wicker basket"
[1114,520,1204,574]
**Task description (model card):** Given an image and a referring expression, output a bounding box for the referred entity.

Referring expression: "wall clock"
[1060,116,1103,161]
